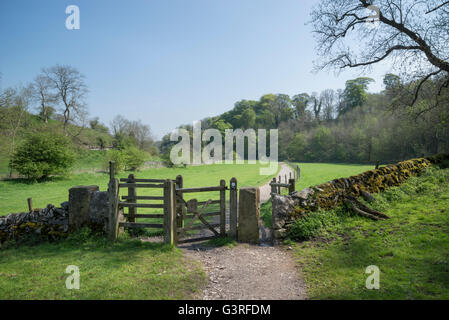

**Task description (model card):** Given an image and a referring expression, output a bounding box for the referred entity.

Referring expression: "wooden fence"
[269,163,300,197]
[107,161,238,245]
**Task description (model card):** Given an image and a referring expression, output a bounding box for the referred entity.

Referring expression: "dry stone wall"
[0,185,111,244]
[272,156,447,241]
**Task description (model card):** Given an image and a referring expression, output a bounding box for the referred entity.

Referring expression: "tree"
[340,77,374,115]
[311,0,449,116]
[311,92,323,122]
[292,93,310,119]
[321,89,336,121]
[239,108,256,129]
[43,65,88,133]
[11,132,75,180]
[31,74,56,123]
[110,115,155,152]
[0,86,32,177]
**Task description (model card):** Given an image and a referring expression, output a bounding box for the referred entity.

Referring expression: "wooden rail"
[107,162,238,246]
[119,222,163,229]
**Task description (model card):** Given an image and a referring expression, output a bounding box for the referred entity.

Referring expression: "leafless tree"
[0,86,32,177]
[110,115,154,151]
[321,89,337,121]
[31,74,56,123]
[310,0,449,115]
[311,92,323,123]
[43,65,88,133]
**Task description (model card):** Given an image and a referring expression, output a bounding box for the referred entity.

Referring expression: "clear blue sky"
[0,0,390,139]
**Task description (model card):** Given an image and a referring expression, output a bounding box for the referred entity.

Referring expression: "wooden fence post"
[220,179,226,236]
[163,179,177,245]
[108,161,120,241]
[27,198,33,212]
[175,175,185,228]
[271,178,277,198]
[127,174,136,223]
[229,177,238,239]
[109,161,115,181]
[278,176,281,194]
[289,178,295,194]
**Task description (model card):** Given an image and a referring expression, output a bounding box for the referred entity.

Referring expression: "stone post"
[69,185,99,231]
[237,187,260,244]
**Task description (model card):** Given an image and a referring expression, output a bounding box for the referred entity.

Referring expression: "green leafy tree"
[124,146,146,171]
[11,132,75,180]
[340,78,374,115]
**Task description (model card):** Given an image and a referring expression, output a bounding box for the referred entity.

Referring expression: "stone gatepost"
[69,185,99,231]
[237,187,260,244]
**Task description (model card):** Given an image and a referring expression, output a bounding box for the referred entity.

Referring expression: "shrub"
[11,132,74,180]
[105,146,146,172]
[105,149,126,172]
[124,146,146,171]
[287,210,338,241]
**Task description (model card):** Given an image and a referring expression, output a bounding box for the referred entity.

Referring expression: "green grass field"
[0,161,277,299]
[0,162,278,216]
[293,163,374,190]
[0,230,206,299]
[290,167,449,299]
[261,163,374,228]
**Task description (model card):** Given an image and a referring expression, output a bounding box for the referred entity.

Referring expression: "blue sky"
[0,0,391,139]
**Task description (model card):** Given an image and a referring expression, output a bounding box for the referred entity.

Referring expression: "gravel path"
[181,163,306,300]
[259,163,295,203]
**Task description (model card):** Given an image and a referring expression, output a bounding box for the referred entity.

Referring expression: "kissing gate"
[107,162,238,245]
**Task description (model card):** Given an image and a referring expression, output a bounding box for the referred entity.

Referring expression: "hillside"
[0,111,114,178]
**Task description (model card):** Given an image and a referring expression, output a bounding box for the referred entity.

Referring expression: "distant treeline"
[159,75,449,163]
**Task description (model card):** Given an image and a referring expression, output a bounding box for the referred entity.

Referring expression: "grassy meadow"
[293,163,374,190]
[0,161,278,216]
[261,163,374,228]
[289,167,449,299]
[0,230,206,299]
[0,160,277,299]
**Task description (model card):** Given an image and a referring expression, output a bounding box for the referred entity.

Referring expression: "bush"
[105,149,126,172]
[124,146,145,171]
[11,133,74,180]
[105,146,146,172]
[287,210,338,241]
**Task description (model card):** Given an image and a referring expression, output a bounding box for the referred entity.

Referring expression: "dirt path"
[181,163,306,300]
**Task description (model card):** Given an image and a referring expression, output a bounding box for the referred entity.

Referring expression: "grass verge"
[290,167,449,299]
[0,228,206,299]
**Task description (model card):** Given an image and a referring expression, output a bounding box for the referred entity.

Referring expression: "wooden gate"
[107,161,238,245]
[175,180,228,244]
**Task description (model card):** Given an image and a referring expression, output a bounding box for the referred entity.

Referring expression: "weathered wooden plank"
[163,180,177,245]
[119,183,164,188]
[229,177,238,239]
[177,186,224,193]
[185,211,220,218]
[127,174,136,223]
[269,183,290,188]
[180,223,220,232]
[220,179,226,236]
[120,178,167,183]
[121,196,164,201]
[177,235,221,244]
[196,200,221,206]
[119,222,163,229]
[120,202,164,208]
[123,213,164,219]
